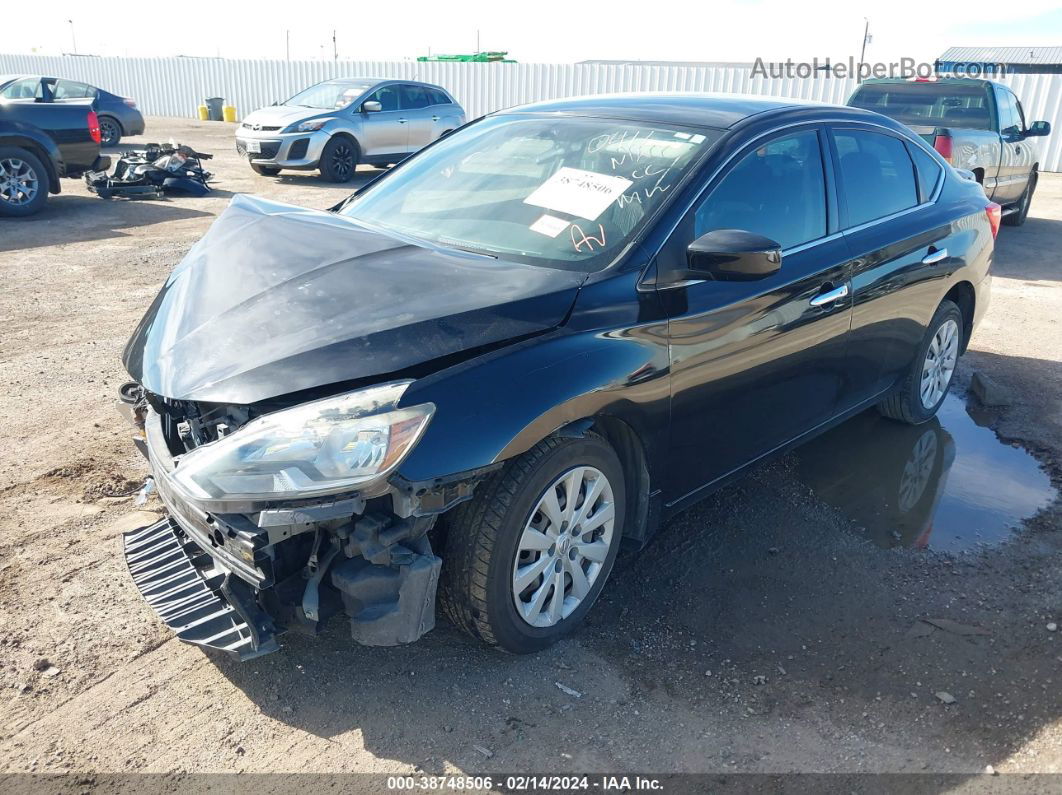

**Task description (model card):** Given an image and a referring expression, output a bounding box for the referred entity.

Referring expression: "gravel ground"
[1,118,1061,778]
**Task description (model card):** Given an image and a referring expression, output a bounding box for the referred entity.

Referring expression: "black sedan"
[0,74,145,146]
[117,94,996,658]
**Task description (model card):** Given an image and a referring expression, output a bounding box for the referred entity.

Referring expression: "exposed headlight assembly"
[170,381,433,502]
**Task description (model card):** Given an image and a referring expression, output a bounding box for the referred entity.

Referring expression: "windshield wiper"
[435,238,499,259]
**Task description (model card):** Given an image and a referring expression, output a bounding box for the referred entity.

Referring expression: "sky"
[7,0,1062,65]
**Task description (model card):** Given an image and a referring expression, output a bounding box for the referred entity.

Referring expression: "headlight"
[170,381,433,502]
[292,118,332,132]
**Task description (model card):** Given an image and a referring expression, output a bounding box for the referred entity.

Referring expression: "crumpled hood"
[123,194,585,404]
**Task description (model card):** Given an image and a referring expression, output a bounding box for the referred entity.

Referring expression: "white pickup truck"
[849,77,1051,226]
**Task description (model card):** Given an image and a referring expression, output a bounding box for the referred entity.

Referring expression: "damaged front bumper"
[121,405,459,660]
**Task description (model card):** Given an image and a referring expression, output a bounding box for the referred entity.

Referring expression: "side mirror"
[686,229,782,281]
[362,100,382,113]
[1028,120,1051,137]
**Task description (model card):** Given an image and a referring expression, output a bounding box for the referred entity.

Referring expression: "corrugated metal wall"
[3,53,1061,171]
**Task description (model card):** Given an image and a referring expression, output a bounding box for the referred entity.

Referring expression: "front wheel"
[439,433,626,653]
[878,299,963,424]
[318,136,358,183]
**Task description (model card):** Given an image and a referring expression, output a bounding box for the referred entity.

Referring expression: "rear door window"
[833,129,918,227]
[695,129,827,250]
[429,89,452,106]
[399,85,430,110]
[54,80,96,100]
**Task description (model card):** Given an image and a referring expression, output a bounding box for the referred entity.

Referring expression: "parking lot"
[2,117,1062,776]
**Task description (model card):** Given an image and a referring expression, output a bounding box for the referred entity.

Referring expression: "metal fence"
[3,53,1062,171]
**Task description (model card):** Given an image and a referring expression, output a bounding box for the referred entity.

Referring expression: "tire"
[878,299,963,424]
[98,116,122,148]
[250,163,281,176]
[0,146,49,218]
[1003,170,1037,227]
[439,433,626,653]
[318,136,358,183]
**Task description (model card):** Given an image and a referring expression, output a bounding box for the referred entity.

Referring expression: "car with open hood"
[235,77,465,181]
[119,93,996,658]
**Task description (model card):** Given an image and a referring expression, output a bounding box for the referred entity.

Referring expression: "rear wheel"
[98,116,122,148]
[878,300,963,424]
[1003,170,1037,227]
[439,433,625,653]
[318,136,358,182]
[0,146,48,218]
[250,163,281,176]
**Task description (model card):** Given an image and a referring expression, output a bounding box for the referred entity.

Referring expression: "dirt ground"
[2,118,1062,779]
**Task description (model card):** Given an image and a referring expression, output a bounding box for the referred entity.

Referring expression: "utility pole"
[476,29,480,54]
[857,18,870,82]
[332,30,337,62]
[67,19,77,55]
[286,30,290,62]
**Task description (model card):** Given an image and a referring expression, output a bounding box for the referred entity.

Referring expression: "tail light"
[985,202,1002,239]
[123,98,137,108]
[933,133,953,162]
[87,110,101,144]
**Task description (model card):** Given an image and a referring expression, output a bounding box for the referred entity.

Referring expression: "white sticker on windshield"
[530,214,570,238]
[524,167,633,221]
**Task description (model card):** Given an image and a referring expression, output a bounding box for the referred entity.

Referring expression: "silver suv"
[235,78,466,181]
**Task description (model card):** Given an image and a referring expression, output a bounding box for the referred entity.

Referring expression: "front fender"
[397,303,671,487]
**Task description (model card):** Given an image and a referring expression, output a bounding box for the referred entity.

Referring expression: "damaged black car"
[120,94,995,658]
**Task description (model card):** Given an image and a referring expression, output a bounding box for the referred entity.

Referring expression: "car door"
[398,84,434,151]
[992,86,1030,204]
[830,124,953,407]
[357,85,407,158]
[662,126,853,502]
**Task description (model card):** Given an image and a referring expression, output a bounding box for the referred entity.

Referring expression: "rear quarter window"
[908,144,943,202]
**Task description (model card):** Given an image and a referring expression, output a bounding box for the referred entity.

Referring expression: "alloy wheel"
[100,119,120,147]
[920,319,959,409]
[512,466,616,628]
[331,144,353,179]
[0,158,39,206]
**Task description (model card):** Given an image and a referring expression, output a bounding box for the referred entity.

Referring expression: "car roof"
[327,77,448,92]
[497,92,844,129]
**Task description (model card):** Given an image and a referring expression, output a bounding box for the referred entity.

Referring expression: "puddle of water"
[794,393,1056,553]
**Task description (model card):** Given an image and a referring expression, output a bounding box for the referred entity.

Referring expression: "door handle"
[432,115,440,122]
[1015,145,1022,156]
[397,118,408,124]
[809,283,849,307]
[922,248,948,265]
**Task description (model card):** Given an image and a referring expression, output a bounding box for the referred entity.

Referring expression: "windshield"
[850,82,993,130]
[340,115,719,269]
[284,81,374,110]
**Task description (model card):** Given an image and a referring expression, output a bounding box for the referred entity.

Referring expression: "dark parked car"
[0,74,145,147]
[0,99,107,216]
[119,94,996,659]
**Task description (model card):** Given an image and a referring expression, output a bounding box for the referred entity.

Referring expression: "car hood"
[123,194,586,405]
[240,105,327,129]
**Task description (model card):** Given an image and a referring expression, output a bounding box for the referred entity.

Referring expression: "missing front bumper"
[124,519,280,660]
